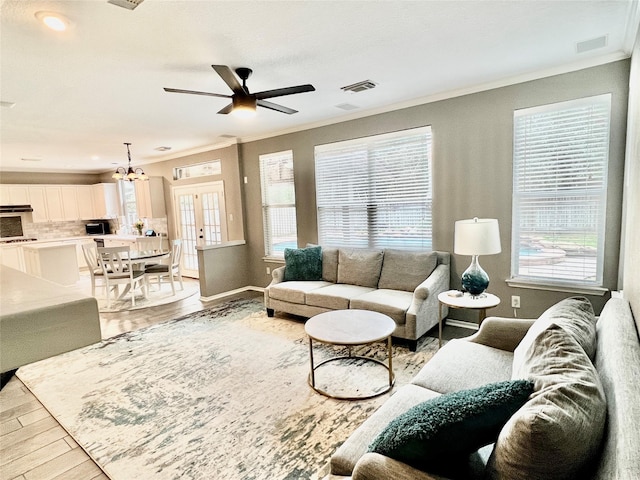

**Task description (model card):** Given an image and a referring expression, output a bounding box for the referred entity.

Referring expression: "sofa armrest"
[269,265,286,286]
[352,453,447,480]
[465,316,535,352]
[405,263,450,340]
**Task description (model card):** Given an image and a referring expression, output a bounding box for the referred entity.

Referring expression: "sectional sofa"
[264,247,450,349]
[326,296,639,480]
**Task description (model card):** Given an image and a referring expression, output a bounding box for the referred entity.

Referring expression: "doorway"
[172,182,228,278]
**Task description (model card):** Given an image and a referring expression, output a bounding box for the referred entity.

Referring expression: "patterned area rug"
[17,300,439,480]
[76,273,200,312]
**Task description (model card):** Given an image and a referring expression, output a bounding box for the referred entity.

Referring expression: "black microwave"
[85,220,111,235]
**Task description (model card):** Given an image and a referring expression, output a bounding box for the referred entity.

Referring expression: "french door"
[173,182,227,278]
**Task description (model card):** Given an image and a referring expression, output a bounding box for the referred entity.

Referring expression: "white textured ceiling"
[1,0,638,174]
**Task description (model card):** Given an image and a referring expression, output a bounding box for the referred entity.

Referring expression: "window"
[511,94,611,288]
[260,150,297,257]
[315,127,432,250]
[118,181,138,226]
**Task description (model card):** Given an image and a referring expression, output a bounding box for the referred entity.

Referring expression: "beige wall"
[137,143,245,242]
[0,171,102,185]
[622,29,640,321]
[240,60,630,320]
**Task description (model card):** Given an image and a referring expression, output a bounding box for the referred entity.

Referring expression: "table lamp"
[454,217,501,297]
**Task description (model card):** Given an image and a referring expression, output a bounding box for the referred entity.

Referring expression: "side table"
[437,291,500,348]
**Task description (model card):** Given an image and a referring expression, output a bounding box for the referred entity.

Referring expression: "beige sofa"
[264,248,450,349]
[327,296,639,480]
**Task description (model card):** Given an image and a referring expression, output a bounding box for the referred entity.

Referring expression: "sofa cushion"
[268,281,332,305]
[331,384,441,476]
[306,284,376,310]
[489,323,606,480]
[368,380,533,474]
[337,249,384,288]
[378,250,438,292]
[350,289,412,324]
[513,297,596,370]
[411,339,513,394]
[322,247,339,283]
[283,245,323,281]
[593,298,640,479]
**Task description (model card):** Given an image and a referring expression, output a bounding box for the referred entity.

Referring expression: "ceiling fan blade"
[164,87,230,99]
[257,99,297,115]
[254,84,315,100]
[217,103,234,115]
[211,65,245,95]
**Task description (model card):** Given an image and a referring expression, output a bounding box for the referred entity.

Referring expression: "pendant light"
[112,143,148,181]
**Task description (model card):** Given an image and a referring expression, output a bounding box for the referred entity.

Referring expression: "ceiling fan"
[164,65,315,116]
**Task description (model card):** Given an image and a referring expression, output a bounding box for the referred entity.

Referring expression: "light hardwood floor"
[0,278,262,480]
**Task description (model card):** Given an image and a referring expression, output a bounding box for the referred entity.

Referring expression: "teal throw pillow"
[284,246,323,281]
[368,380,534,472]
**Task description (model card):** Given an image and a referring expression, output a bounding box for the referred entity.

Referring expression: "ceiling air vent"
[108,0,145,11]
[341,80,377,93]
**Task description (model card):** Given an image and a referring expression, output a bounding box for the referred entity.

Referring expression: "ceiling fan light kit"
[112,143,148,181]
[164,65,315,116]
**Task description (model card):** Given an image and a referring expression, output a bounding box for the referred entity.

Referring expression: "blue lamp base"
[461,255,489,297]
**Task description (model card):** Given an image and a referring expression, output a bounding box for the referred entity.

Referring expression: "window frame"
[259,150,297,259]
[509,94,611,292]
[314,126,433,251]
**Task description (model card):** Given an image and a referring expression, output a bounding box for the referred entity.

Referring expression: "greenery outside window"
[260,150,297,258]
[511,94,611,289]
[315,127,433,250]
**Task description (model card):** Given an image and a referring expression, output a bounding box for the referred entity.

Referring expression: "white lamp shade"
[454,218,501,256]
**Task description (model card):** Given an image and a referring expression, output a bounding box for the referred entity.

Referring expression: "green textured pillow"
[283,246,323,281]
[368,380,534,472]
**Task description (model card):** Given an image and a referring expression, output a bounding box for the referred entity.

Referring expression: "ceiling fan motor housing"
[235,67,253,82]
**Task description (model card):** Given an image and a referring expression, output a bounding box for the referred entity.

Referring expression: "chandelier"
[112,143,148,181]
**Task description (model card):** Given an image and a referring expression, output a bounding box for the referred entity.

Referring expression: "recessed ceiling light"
[154,146,172,152]
[0,101,16,109]
[35,11,71,32]
[21,157,43,162]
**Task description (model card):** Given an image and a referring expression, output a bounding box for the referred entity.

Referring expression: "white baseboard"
[445,319,479,331]
[200,286,264,303]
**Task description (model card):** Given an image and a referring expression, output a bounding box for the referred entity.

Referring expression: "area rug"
[17,299,440,480]
[76,273,199,312]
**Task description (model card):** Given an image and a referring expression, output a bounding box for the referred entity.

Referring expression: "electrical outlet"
[511,295,521,309]
[266,267,271,275]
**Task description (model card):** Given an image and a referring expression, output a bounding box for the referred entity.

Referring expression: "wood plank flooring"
[0,278,262,480]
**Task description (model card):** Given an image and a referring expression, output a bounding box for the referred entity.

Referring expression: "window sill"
[505,279,608,296]
[262,256,285,264]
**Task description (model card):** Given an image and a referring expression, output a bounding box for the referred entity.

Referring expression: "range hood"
[0,205,34,213]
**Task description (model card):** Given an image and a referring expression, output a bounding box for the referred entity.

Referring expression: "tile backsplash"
[23,217,168,240]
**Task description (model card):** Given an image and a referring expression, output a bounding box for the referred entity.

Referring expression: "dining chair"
[81,242,105,297]
[98,246,147,308]
[144,239,184,295]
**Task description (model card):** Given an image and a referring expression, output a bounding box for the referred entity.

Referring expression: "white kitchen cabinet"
[0,245,25,271]
[28,186,48,223]
[23,243,79,286]
[0,185,30,205]
[76,186,95,220]
[44,187,65,222]
[134,177,166,218]
[60,186,80,220]
[92,183,119,219]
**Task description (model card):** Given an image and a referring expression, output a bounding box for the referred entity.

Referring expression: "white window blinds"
[511,94,611,286]
[260,150,297,257]
[315,127,432,250]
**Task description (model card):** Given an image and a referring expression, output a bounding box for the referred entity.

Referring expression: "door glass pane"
[202,192,222,245]
[178,194,198,271]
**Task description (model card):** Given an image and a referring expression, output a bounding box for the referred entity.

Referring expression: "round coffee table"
[304,309,396,400]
